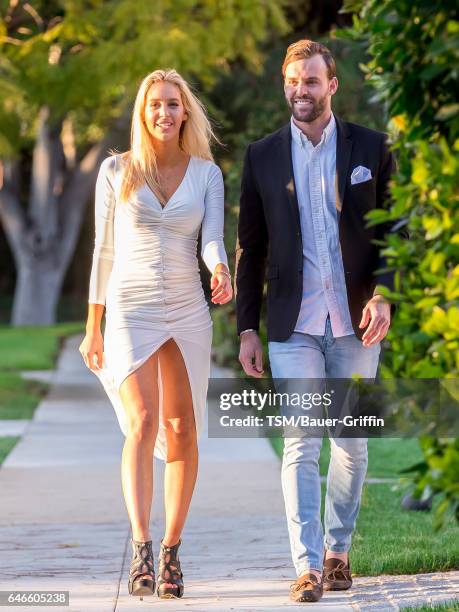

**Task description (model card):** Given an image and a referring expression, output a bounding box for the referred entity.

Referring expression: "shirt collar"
[290,113,336,149]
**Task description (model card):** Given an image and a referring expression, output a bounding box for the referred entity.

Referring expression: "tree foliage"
[339,0,459,526]
[0,0,289,325]
[0,0,289,155]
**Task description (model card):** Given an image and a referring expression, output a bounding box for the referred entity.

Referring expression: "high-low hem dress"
[87,154,228,461]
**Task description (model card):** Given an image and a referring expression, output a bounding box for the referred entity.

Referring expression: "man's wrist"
[373,284,389,301]
[240,328,257,337]
[372,293,389,304]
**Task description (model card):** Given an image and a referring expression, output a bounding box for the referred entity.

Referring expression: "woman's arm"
[201,164,232,305]
[80,156,117,369]
[88,156,117,307]
[80,304,105,370]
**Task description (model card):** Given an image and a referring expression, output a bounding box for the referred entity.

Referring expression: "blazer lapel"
[279,124,301,232]
[335,114,353,215]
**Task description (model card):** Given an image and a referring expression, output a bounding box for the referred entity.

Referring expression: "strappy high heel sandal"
[156,539,184,599]
[128,539,156,599]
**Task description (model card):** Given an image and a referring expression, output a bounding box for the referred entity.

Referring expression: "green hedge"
[339,0,458,527]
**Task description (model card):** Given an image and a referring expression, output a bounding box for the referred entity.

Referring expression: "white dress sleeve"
[88,156,117,305]
[201,163,229,274]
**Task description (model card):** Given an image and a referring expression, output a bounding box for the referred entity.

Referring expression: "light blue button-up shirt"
[291,114,354,337]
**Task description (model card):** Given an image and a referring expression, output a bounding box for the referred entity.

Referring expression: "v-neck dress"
[87,154,228,460]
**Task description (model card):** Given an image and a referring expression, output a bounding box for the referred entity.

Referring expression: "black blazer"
[235,114,396,342]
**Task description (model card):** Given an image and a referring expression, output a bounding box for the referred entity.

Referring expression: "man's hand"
[239,331,264,378]
[359,295,391,348]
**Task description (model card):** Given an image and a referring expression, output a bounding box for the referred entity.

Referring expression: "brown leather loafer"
[323,556,352,591]
[289,572,323,602]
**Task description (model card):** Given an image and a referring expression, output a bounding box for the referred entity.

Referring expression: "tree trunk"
[11,257,65,326]
[0,109,128,326]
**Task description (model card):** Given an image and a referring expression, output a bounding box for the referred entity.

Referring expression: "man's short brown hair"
[282,39,336,80]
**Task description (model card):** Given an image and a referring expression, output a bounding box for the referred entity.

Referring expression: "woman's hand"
[79,329,104,371]
[210,266,233,305]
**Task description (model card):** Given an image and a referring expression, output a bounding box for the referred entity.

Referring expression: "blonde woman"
[79,69,232,599]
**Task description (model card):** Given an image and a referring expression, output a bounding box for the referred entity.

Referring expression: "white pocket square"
[351,165,372,185]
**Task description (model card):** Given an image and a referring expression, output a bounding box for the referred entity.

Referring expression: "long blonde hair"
[120,69,218,204]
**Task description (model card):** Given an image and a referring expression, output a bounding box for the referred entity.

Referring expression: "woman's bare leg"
[158,339,198,547]
[119,352,160,543]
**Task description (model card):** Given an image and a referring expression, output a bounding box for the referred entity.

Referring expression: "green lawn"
[350,483,458,575]
[403,603,459,611]
[0,372,48,419]
[0,322,85,465]
[0,436,19,464]
[0,322,85,370]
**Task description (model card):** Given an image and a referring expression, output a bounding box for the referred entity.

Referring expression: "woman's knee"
[164,416,197,447]
[126,406,158,441]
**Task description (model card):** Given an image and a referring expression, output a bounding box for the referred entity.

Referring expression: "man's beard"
[289,95,327,123]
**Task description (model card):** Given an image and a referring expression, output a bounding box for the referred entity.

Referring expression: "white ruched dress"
[88,154,228,460]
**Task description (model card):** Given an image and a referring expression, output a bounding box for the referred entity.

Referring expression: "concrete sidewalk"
[0,334,457,611]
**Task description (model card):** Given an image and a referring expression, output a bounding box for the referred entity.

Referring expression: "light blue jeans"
[268,316,380,575]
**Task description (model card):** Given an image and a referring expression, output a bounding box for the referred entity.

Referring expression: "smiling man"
[235,40,396,603]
